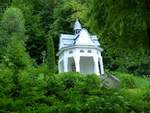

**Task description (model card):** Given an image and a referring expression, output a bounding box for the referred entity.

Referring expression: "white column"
[63,55,68,72]
[58,60,61,73]
[93,56,100,75]
[73,49,80,72]
[99,56,104,75]
[74,56,80,72]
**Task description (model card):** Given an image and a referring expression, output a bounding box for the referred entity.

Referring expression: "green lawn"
[112,71,150,88]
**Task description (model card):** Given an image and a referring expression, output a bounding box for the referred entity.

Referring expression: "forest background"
[0,0,149,75]
[0,0,150,112]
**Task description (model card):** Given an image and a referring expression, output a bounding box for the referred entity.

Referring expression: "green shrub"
[82,91,127,113]
[113,72,137,88]
[120,89,145,113]
[1,70,149,113]
[143,88,150,113]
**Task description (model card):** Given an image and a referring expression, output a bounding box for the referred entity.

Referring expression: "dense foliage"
[0,70,150,113]
[88,0,150,75]
[0,0,150,113]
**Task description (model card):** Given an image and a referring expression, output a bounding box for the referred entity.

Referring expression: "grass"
[112,71,150,89]
[133,76,150,88]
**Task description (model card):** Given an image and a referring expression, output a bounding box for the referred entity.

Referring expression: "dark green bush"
[113,72,137,88]
[120,88,150,113]
[122,77,136,88]
[143,88,150,113]
[82,91,127,113]
[0,67,149,113]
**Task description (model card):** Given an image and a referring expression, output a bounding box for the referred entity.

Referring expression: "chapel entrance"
[80,57,95,74]
[68,57,76,72]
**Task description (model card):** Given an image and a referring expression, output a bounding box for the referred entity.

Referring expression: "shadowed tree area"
[88,0,150,75]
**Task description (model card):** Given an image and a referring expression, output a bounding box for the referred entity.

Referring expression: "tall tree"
[0,7,32,69]
[0,7,33,101]
[47,34,56,73]
[11,0,57,64]
[89,0,149,73]
[3,35,32,71]
[0,7,25,60]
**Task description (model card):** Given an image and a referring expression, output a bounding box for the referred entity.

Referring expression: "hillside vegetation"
[0,0,150,113]
[0,66,150,113]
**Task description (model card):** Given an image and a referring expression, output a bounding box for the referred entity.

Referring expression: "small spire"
[74,19,82,35]
[74,19,82,30]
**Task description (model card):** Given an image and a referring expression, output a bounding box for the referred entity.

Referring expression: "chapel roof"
[59,20,100,50]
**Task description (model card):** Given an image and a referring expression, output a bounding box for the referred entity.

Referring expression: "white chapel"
[57,19,104,75]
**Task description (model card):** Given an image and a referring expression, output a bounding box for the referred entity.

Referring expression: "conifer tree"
[47,34,56,73]
[0,7,25,60]
[0,7,25,40]
[0,7,33,101]
[3,35,32,71]
[0,7,32,70]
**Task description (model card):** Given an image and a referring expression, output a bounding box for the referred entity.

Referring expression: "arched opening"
[80,57,94,74]
[59,60,64,73]
[68,57,76,72]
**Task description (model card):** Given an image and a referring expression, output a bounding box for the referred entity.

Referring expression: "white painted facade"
[57,20,104,75]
